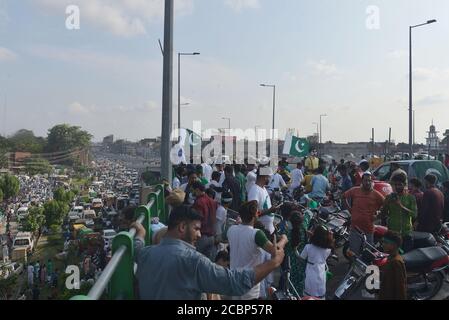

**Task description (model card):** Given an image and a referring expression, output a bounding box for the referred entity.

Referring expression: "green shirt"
[383,193,417,236]
[235,172,247,202]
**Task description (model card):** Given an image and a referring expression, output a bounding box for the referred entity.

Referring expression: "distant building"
[103,135,114,145]
[426,122,440,152]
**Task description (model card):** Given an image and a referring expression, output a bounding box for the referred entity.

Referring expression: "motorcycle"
[342,225,438,261]
[334,227,449,300]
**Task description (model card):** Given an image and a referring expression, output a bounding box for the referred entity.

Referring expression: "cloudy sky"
[1,0,449,143]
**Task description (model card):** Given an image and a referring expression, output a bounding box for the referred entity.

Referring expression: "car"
[102,229,117,242]
[17,207,29,221]
[372,160,449,188]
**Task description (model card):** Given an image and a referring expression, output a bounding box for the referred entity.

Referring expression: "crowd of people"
[127,150,449,300]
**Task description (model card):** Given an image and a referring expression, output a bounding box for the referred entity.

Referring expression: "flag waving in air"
[171,128,202,165]
[283,134,309,157]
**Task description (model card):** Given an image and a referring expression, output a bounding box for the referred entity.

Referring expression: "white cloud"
[68,102,96,115]
[224,0,260,12]
[308,60,339,76]
[0,47,17,62]
[35,0,194,37]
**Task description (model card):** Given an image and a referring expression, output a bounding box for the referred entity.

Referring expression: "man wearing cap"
[191,181,218,260]
[344,172,385,254]
[248,166,278,234]
[132,205,285,300]
[389,163,408,187]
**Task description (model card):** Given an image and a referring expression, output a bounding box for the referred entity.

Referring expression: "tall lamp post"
[260,84,276,140]
[319,114,327,155]
[161,0,174,183]
[222,117,231,130]
[312,122,319,140]
[409,19,437,157]
[178,52,200,132]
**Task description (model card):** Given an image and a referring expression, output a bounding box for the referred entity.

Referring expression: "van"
[82,210,97,227]
[92,198,103,209]
[12,232,34,254]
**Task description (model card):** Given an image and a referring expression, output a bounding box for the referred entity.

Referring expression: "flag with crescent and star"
[283,134,309,157]
[171,128,202,164]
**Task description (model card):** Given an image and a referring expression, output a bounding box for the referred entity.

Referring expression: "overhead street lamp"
[178,52,200,132]
[222,117,231,130]
[409,19,437,156]
[260,84,276,140]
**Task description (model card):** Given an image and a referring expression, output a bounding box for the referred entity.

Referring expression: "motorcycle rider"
[343,172,385,255]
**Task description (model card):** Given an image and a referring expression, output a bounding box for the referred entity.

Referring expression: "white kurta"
[300,244,331,297]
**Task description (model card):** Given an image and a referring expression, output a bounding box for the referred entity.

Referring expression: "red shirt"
[192,194,217,237]
[344,187,385,234]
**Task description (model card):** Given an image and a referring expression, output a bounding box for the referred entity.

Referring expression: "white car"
[102,229,117,242]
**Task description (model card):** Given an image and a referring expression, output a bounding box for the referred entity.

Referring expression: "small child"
[378,231,407,300]
[300,225,334,299]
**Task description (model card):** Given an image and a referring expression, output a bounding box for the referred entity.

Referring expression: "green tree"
[0,188,3,203]
[46,124,92,153]
[9,129,46,153]
[0,271,18,300]
[22,206,45,233]
[24,157,52,175]
[44,200,69,228]
[0,173,20,200]
[53,187,75,204]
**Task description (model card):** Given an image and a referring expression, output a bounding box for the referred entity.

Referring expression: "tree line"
[0,124,93,174]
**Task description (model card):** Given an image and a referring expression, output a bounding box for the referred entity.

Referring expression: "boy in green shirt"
[380,173,417,252]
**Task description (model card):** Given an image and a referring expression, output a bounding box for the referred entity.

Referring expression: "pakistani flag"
[283,134,309,157]
[171,128,202,164]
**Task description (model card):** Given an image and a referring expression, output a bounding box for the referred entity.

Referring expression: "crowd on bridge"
[128,149,449,300]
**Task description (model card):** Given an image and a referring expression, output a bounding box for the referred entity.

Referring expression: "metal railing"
[71,184,166,300]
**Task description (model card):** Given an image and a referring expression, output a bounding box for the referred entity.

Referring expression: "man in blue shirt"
[132,205,285,300]
[308,167,330,200]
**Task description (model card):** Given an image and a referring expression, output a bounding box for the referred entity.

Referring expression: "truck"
[12,232,34,255]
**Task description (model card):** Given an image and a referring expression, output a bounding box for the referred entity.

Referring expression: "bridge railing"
[71,184,166,300]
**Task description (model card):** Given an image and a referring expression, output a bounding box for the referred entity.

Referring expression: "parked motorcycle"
[334,227,448,300]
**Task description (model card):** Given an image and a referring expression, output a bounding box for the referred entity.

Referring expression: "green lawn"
[27,233,67,299]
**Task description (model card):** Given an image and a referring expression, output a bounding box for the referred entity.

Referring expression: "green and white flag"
[283,134,309,157]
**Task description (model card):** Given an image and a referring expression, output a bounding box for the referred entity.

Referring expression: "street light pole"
[161,0,174,183]
[409,19,437,157]
[178,52,200,132]
[319,115,327,156]
[222,117,231,130]
[260,84,276,140]
[312,122,319,141]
